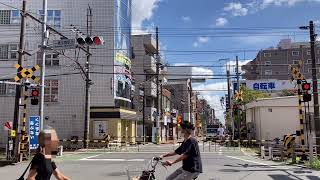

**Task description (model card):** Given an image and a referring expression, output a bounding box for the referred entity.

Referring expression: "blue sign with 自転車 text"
[29,116,40,150]
[253,82,276,90]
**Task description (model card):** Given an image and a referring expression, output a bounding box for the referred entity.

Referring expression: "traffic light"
[77,36,104,46]
[302,82,312,102]
[31,89,39,105]
[302,83,311,91]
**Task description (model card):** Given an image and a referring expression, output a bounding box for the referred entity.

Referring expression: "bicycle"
[126,157,166,180]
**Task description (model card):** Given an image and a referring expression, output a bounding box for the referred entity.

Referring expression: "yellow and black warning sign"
[14,64,40,82]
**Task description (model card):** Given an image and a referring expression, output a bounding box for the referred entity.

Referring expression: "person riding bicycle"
[160,121,202,180]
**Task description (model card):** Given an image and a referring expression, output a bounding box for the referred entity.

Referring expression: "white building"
[0,0,137,147]
[245,96,315,143]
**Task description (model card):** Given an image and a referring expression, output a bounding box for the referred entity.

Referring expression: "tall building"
[131,34,157,142]
[0,0,137,146]
[242,39,320,80]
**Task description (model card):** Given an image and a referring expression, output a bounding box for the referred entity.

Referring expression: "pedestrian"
[103,133,111,148]
[26,126,70,180]
[160,121,202,180]
[217,124,225,142]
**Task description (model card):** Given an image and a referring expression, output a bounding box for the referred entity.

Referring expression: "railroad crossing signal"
[14,64,40,82]
[235,90,243,102]
[289,65,305,80]
[31,89,39,105]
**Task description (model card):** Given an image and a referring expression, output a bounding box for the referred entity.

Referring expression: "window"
[0,10,20,24]
[39,10,61,28]
[0,10,11,24]
[11,10,20,24]
[265,61,271,66]
[292,60,300,65]
[44,80,58,102]
[292,51,300,56]
[268,108,272,112]
[37,52,59,66]
[0,44,18,60]
[0,45,8,59]
[308,68,312,73]
[265,70,272,75]
[264,53,271,57]
[0,81,15,95]
[307,50,311,55]
[307,59,312,64]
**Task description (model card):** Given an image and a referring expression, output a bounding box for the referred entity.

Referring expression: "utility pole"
[226,66,234,140]
[39,0,48,130]
[12,0,27,162]
[236,56,240,140]
[142,85,146,145]
[84,6,93,149]
[155,26,160,144]
[309,21,320,153]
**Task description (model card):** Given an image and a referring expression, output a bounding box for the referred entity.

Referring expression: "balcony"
[143,36,157,55]
[144,56,157,73]
[145,81,157,97]
[144,106,157,122]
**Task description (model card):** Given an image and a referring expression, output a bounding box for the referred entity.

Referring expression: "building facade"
[242,39,320,80]
[0,0,137,147]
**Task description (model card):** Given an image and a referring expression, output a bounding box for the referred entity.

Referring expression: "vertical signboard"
[29,116,40,150]
[114,0,132,105]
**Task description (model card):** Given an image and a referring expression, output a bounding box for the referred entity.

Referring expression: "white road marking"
[226,156,269,166]
[80,158,145,162]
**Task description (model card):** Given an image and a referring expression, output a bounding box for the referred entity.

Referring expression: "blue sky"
[132,0,320,122]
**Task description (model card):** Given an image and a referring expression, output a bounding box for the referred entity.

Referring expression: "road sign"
[52,39,76,50]
[29,116,40,150]
[3,122,12,130]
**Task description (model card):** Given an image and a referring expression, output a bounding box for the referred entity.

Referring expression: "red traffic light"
[302,83,311,91]
[31,89,39,97]
[93,36,104,45]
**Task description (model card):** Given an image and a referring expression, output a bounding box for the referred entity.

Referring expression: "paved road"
[1,144,320,180]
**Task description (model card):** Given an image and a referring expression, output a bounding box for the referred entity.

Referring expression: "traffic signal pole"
[84,6,93,149]
[12,0,26,162]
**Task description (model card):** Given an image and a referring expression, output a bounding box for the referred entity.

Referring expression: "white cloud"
[182,16,191,22]
[261,0,318,7]
[222,60,252,74]
[132,0,161,31]
[193,36,210,47]
[215,17,228,27]
[223,2,248,16]
[198,36,210,43]
[172,63,214,79]
[194,82,228,123]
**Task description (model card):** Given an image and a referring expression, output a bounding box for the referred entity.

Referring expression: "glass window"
[265,61,271,66]
[307,50,311,55]
[44,80,59,102]
[0,83,6,95]
[37,52,59,66]
[292,51,300,56]
[265,70,272,75]
[0,45,9,59]
[9,44,18,59]
[39,10,61,28]
[11,10,20,24]
[292,60,299,65]
[264,52,271,57]
[307,59,312,64]
[0,10,11,24]
[0,81,15,95]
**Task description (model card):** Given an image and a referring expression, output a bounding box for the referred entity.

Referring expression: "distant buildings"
[242,39,320,80]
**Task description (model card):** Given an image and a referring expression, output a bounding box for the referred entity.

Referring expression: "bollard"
[58,145,63,156]
[215,141,217,152]
[309,134,313,163]
[203,140,205,152]
[268,146,273,160]
[261,146,265,159]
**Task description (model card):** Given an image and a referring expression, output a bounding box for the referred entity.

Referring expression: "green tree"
[235,86,269,105]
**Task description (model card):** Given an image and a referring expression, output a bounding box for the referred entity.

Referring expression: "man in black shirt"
[160,121,202,180]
